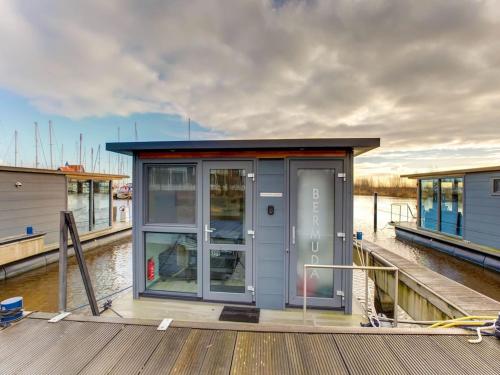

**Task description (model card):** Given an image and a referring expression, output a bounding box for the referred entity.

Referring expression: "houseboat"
[107,138,380,312]
[396,166,500,272]
[0,165,128,272]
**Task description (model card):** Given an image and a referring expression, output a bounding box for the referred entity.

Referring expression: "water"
[0,237,132,313]
[1,195,498,314]
[354,195,500,302]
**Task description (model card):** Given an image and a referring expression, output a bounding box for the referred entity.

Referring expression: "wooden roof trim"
[139,149,347,159]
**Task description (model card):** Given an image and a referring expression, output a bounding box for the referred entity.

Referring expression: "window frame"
[144,163,198,228]
[144,231,199,296]
[139,160,203,298]
[492,177,500,196]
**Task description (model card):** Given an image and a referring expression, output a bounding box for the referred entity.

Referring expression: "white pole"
[79,133,83,166]
[49,120,53,169]
[91,147,94,172]
[34,122,39,168]
[14,130,18,167]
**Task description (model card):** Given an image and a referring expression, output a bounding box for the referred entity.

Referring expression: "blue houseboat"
[396,166,500,272]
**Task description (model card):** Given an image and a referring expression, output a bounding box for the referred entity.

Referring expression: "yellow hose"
[430,315,497,328]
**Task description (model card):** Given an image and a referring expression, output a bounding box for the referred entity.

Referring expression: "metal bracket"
[336,290,345,297]
[48,311,71,323]
[247,173,255,181]
[337,232,346,241]
[247,229,255,239]
[338,173,346,181]
[157,318,173,331]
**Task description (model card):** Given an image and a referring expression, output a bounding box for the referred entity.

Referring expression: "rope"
[68,285,132,313]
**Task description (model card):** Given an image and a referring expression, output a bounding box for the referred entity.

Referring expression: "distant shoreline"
[354,187,416,199]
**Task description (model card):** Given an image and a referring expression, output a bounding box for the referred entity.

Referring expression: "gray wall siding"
[255,159,285,309]
[464,172,500,249]
[0,171,66,245]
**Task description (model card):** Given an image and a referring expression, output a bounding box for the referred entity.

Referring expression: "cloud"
[1,0,500,160]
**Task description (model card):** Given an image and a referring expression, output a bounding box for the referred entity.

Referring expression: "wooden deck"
[362,240,500,317]
[1,313,499,374]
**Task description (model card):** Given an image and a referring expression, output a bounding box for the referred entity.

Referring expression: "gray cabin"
[396,166,500,272]
[107,138,380,312]
[0,166,127,269]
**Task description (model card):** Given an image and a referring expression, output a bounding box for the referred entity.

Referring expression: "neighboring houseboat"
[107,138,380,313]
[0,165,127,270]
[396,166,500,272]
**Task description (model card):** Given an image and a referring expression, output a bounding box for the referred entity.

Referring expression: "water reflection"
[354,195,500,302]
[0,238,132,312]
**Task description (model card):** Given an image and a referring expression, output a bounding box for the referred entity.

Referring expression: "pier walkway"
[1,313,499,374]
[362,240,500,318]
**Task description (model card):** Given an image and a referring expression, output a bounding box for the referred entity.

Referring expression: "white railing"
[302,264,399,327]
[390,203,416,223]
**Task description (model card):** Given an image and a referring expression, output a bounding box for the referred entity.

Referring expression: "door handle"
[292,226,296,245]
[204,224,215,241]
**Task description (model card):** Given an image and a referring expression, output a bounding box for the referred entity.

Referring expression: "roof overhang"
[0,165,128,180]
[402,165,500,179]
[106,138,380,158]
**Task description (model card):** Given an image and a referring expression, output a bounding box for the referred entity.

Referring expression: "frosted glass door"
[296,168,335,297]
[289,160,343,307]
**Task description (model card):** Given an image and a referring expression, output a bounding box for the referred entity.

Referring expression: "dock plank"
[78,324,147,375]
[382,335,465,375]
[1,315,499,375]
[48,323,123,375]
[201,330,237,374]
[108,326,165,375]
[139,328,191,375]
[18,321,99,375]
[431,335,500,375]
[0,321,84,374]
[364,240,500,317]
[170,329,214,374]
[334,334,409,375]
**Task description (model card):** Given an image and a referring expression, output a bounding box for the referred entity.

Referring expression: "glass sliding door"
[92,180,111,230]
[420,179,439,231]
[202,161,253,303]
[440,178,463,236]
[67,179,91,233]
[289,160,343,308]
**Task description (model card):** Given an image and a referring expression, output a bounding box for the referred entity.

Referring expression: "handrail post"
[365,268,369,319]
[393,269,399,327]
[58,212,68,312]
[303,264,307,324]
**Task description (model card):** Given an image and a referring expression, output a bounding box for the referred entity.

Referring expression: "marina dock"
[362,240,500,320]
[1,313,499,375]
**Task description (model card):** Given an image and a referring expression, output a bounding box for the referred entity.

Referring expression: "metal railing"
[390,203,416,223]
[302,264,399,327]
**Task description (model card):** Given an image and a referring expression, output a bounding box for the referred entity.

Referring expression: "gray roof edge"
[106,138,380,156]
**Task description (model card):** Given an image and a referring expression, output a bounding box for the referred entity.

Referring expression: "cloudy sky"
[1,0,500,176]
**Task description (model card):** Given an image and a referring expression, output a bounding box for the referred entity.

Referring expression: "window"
[440,178,463,236]
[93,181,111,230]
[420,179,439,231]
[67,179,91,233]
[147,165,196,224]
[145,232,197,294]
[492,178,500,195]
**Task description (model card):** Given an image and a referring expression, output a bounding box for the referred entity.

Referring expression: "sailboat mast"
[34,122,39,168]
[14,130,18,167]
[79,133,83,167]
[49,120,53,169]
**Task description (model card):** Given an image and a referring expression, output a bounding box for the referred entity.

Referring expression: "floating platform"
[395,222,500,272]
[362,240,500,319]
[1,313,499,374]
